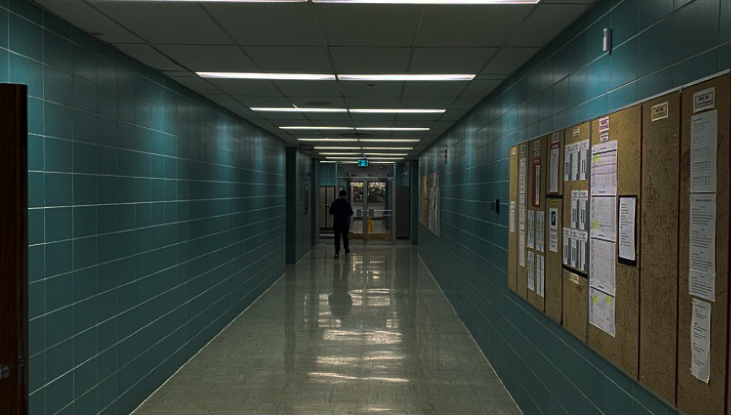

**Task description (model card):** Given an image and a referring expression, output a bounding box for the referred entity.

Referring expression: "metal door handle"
[0,364,9,380]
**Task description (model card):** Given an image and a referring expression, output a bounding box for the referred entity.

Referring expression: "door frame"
[344,178,396,244]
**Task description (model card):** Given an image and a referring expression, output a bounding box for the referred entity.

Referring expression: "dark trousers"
[333,221,350,253]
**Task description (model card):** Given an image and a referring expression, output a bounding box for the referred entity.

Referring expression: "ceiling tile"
[410,48,498,73]
[155,45,258,72]
[415,5,534,47]
[344,97,401,108]
[274,80,342,97]
[169,76,223,95]
[394,113,444,122]
[207,79,283,96]
[233,96,293,107]
[439,110,468,121]
[230,107,265,120]
[304,113,353,121]
[289,96,347,107]
[402,81,469,98]
[34,0,142,43]
[340,82,403,97]
[481,47,539,75]
[450,96,483,110]
[399,97,456,108]
[349,113,397,122]
[330,47,411,74]
[204,94,243,107]
[506,4,590,47]
[94,3,232,44]
[245,46,333,73]
[315,4,421,47]
[205,3,323,46]
[460,79,502,97]
[114,44,184,71]
[260,112,310,120]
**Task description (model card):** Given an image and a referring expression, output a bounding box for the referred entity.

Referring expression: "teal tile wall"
[310,159,320,246]
[410,160,419,244]
[319,162,336,186]
[285,147,312,264]
[418,0,730,415]
[18,0,287,413]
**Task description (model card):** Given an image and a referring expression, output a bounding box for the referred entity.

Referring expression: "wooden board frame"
[508,146,519,293]
[527,136,547,311]
[563,270,588,340]
[516,143,529,299]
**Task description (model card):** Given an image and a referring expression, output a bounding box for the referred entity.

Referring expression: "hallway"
[131,245,521,415]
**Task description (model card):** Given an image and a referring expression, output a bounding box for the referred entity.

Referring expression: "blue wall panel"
[285,147,312,264]
[418,0,731,415]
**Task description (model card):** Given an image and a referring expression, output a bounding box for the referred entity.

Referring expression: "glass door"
[347,180,394,244]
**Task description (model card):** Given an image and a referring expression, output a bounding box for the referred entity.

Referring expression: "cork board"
[677,76,730,415]
[527,136,548,311]
[562,122,591,275]
[547,131,565,196]
[516,143,529,299]
[546,198,563,323]
[587,106,641,378]
[639,92,680,404]
[563,270,588,341]
[508,146,519,293]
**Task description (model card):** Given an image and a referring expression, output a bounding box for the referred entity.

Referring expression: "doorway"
[348,180,395,244]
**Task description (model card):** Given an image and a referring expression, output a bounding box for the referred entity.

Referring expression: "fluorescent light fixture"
[356,127,430,131]
[109,0,306,2]
[365,158,404,161]
[314,146,362,150]
[326,157,362,160]
[320,161,337,163]
[339,74,474,81]
[362,147,413,151]
[319,152,364,155]
[358,139,420,143]
[197,72,335,80]
[315,0,536,2]
[350,109,445,114]
[297,138,358,142]
[280,126,354,130]
[252,107,347,112]
[364,153,409,157]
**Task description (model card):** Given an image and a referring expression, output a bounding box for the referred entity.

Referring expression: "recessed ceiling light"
[319,152,363,155]
[350,109,446,114]
[364,153,409,156]
[326,157,363,160]
[197,72,336,80]
[281,126,354,130]
[106,0,306,2]
[297,138,358,142]
[314,146,362,150]
[362,147,413,151]
[356,127,430,131]
[358,139,420,143]
[314,0,536,3]
[252,107,348,112]
[339,74,474,81]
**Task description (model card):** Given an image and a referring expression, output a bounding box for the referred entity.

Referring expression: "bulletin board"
[639,92,680,404]
[516,143,529,299]
[563,269,587,340]
[527,136,547,312]
[587,106,641,379]
[677,75,730,415]
[508,146,519,293]
[419,173,441,236]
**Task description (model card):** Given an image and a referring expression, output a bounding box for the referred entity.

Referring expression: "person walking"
[329,189,353,258]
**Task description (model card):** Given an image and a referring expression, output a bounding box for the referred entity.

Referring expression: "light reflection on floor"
[132,245,522,415]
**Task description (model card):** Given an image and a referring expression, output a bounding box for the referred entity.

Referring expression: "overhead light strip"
[339,74,474,81]
[252,107,348,112]
[199,73,474,81]
[283,126,429,131]
[356,127,429,131]
[358,139,420,142]
[252,107,445,114]
[297,138,359,142]
[314,0,537,3]
[197,72,336,80]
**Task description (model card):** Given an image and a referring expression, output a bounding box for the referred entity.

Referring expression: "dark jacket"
[329,197,353,223]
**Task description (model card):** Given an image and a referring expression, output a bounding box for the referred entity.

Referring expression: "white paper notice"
[570,230,578,268]
[591,150,618,196]
[590,288,616,337]
[578,230,588,271]
[527,251,535,291]
[590,196,617,241]
[563,228,570,265]
[509,201,516,233]
[549,208,559,253]
[579,140,590,181]
[527,210,535,249]
[550,142,560,193]
[571,143,580,181]
[690,110,717,193]
[564,144,572,182]
[618,197,637,262]
[570,190,579,229]
[690,298,711,383]
[536,211,545,253]
[519,155,527,194]
[518,204,525,267]
[590,238,616,296]
[578,190,588,231]
[689,194,716,301]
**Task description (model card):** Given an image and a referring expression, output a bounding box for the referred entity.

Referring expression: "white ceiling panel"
[245,46,333,73]
[260,112,310,120]
[506,4,589,47]
[205,3,323,46]
[340,82,404,98]
[415,5,534,47]
[155,45,258,72]
[410,48,498,73]
[330,47,411,74]
[402,82,469,98]
[460,79,502,97]
[34,0,143,43]
[169,76,223,95]
[348,113,397,122]
[481,47,539,75]
[343,97,401,108]
[114,44,184,71]
[303,113,353,121]
[207,79,283,96]
[315,4,421,47]
[94,3,232,44]
[289,96,347,108]
[274,81,342,97]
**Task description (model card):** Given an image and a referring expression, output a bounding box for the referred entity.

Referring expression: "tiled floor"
[132,245,522,415]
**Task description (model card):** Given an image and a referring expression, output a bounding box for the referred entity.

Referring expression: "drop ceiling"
[32,0,597,159]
